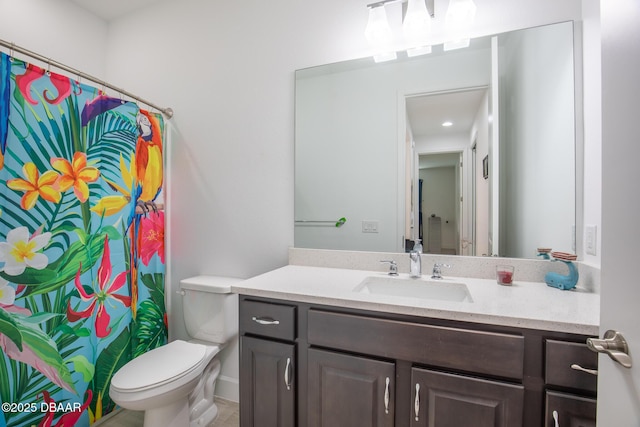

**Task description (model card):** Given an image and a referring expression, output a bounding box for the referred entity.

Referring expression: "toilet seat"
[111,340,208,393]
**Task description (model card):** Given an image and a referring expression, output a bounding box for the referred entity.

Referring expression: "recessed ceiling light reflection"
[442,121,453,127]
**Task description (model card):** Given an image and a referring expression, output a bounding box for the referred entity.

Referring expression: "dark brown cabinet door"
[307,348,395,427]
[545,391,596,427]
[410,367,524,427]
[240,336,295,427]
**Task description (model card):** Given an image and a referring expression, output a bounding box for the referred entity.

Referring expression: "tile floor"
[95,398,239,427]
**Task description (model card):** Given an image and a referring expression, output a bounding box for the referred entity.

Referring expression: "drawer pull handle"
[571,363,598,376]
[252,316,280,325]
[552,410,560,427]
[414,383,420,421]
[384,377,390,414]
[284,357,292,390]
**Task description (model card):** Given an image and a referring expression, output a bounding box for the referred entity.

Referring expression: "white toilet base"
[190,403,218,427]
[143,398,190,427]
[188,358,221,426]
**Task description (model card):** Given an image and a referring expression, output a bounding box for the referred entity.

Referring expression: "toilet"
[110,276,240,427]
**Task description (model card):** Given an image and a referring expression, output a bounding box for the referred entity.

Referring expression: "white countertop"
[231,265,600,336]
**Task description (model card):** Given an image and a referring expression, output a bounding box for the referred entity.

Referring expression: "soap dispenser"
[410,239,422,278]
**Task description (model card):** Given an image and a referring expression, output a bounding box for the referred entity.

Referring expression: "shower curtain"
[0,52,167,427]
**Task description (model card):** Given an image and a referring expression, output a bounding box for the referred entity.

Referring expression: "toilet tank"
[179,276,241,344]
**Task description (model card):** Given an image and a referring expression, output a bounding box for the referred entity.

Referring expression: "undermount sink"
[353,276,473,303]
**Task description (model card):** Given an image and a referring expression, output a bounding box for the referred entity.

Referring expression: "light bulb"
[403,0,431,49]
[365,5,393,48]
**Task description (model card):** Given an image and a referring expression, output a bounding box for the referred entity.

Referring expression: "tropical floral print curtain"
[0,51,167,427]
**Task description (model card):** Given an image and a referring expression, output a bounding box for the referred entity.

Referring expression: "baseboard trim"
[216,375,239,402]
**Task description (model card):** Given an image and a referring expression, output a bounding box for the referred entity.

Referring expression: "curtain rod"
[0,38,173,118]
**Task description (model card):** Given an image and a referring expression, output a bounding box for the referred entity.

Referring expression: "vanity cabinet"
[239,300,297,427]
[543,340,598,426]
[239,295,597,427]
[307,308,526,427]
[307,348,395,427]
[410,368,524,427]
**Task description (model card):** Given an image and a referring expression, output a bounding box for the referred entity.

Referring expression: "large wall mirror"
[295,21,578,259]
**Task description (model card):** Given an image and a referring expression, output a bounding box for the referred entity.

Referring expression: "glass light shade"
[443,38,471,51]
[374,51,398,63]
[365,6,394,48]
[403,0,431,47]
[445,0,477,29]
[407,45,432,57]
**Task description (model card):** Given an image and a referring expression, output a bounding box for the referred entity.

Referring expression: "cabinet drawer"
[545,391,596,427]
[240,300,296,341]
[308,310,524,380]
[545,339,597,393]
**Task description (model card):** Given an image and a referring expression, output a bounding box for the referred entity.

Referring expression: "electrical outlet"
[362,220,379,233]
[585,225,597,255]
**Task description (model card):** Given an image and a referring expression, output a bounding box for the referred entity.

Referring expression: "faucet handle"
[380,260,399,276]
[431,263,451,279]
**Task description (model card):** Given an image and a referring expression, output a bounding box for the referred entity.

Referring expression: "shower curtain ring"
[46,59,51,76]
[9,43,14,61]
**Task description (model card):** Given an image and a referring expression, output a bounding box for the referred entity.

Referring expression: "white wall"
[580,0,601,267]
[1,0,598,403]
[0,0,107,76]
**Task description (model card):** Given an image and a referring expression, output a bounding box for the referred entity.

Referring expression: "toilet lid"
[111,340,207,391]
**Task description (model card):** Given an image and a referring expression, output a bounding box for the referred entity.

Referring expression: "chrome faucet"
[431,263,451,279]
[380,260,399,276]
[409,251,421,277]
[409,250,422,278]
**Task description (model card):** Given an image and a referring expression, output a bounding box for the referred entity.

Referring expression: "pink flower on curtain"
[15,63,72,106]
[140,211,165,266]
[66,236,131,338]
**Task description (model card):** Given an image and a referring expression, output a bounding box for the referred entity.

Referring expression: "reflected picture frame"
[483,155,489,179]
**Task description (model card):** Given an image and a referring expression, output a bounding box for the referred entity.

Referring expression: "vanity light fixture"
[364,0,476,59]
[365,4,397,62]
[443,0,476,51]
[403,0,432,57]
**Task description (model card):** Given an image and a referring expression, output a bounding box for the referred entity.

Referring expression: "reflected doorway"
[419,152,461,254]
[405,87,488,255]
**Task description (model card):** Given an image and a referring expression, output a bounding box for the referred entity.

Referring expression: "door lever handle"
[587,330,632,368]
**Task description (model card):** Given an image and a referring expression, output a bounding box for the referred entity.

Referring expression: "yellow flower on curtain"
[6,162,61,209]
[51,152,100,203]
[91,153,136,217]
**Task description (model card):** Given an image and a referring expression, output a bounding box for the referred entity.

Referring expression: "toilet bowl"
[109,276,240,427]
